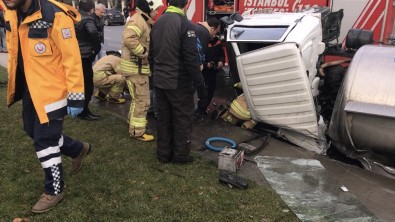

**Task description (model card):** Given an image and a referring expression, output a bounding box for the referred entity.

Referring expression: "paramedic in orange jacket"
[2,0,91,213]
[120,0,163,142]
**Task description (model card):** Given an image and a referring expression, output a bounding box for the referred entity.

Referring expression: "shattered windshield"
[230,26,289,41]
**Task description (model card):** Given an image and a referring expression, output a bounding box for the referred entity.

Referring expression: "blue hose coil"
[205,137,237,152]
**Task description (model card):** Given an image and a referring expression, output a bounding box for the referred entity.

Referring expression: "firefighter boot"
[134,133,155,142]
[107,97,126,104]
[94,90,107,101]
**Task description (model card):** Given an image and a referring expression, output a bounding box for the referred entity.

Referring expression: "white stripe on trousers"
[36,136,63,168]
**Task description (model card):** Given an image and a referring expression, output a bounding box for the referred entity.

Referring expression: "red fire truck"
[135,0,395,44]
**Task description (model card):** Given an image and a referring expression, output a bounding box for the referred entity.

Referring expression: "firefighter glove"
[67,107,83,118]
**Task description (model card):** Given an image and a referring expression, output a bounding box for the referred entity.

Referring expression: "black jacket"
[195,23,211,56]
[204,39,225,69]
[75,10,101,59]
[149,10,204,90]
[92,13,104,43]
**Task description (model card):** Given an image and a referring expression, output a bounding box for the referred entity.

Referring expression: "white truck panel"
[236,43,319,137]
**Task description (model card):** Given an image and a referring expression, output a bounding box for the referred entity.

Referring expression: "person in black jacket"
[123,6,130,19]
[75,0,102,120]
[194,18,221,119]
[196,35,225,118]
[92,3,105,59]
[194,18,221,66]
[149,0,207,164]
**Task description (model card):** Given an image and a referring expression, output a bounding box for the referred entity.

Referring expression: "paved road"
[102,25,124,52]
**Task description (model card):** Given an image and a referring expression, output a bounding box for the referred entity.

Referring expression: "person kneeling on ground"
[93,51,126,104]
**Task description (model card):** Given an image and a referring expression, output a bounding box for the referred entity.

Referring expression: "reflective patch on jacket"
[187,30,196,37]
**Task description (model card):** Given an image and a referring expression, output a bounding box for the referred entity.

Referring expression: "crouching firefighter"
[119,0,163,142]
[220,83,257,129]
[93,51,126,104]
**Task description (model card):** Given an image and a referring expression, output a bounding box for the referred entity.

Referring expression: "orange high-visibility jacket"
[2,0,84,124]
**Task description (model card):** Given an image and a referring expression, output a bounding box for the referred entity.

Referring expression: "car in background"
[104,9,125,26]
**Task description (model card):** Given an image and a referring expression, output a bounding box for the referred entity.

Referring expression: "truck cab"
[226,9,329,153]
[224,7,395,179]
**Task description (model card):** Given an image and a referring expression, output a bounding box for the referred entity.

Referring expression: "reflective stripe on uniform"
[127,25,142,37]
[119,59,136,73]
[94,70,107,79]
[130,117,147,128]
[41,156,62,169]
[140,65,150,75]
[119,59,150,75]
[44,98,67,113]
[132,44,144,55]
[126,79,136,131]
[114,64,121,73]
[230,100,250,120]
[126,79,147,129]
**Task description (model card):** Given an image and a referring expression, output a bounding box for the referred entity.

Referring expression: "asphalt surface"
[1,51,394,221]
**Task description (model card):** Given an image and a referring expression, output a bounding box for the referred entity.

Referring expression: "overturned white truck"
[223,8,395,179]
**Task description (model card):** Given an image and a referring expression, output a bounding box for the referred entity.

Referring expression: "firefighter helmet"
[147,0,164,11]
[136,0,163,14]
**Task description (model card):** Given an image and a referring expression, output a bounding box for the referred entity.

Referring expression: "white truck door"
[236,42,319,138]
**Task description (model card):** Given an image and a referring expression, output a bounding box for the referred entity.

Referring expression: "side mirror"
[220,16,234,25]
[231,13,243,22]
[220,13,243,26]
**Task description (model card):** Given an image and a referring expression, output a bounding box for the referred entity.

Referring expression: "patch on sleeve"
[187,30,196,38]
[61,28,72,39]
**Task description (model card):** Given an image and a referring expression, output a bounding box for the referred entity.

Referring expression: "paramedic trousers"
[125,75,150,137]
[156,87,194,162]
[22,89,83,195]
[93,73,125,99]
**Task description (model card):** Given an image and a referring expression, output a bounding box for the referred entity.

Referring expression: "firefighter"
[119,0,163,142]
[93,51,126,104]
[1,0,91,213]
[221,83,257,129]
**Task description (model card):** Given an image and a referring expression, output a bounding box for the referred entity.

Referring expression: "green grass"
[0,67,298,222]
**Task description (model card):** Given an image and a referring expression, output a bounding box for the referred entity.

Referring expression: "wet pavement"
[1,54,394,221]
